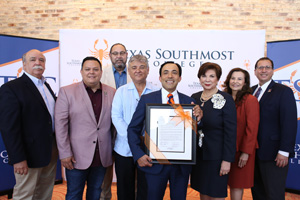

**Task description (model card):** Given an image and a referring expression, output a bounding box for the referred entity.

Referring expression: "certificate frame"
[145,104,197,165]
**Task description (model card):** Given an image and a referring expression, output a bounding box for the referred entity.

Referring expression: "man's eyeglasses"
[256,66,272,70]
[111,51,126,56]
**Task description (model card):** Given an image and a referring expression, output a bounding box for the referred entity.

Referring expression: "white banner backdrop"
[59,29,265,95]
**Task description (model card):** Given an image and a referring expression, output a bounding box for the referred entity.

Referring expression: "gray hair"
[128,55,149,68]
[22,52,27,63]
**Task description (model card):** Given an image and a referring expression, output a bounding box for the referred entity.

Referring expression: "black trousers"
[114,151,147,200]
[251,157,289,200]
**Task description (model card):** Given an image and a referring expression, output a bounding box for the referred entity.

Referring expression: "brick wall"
[0,0,299,42]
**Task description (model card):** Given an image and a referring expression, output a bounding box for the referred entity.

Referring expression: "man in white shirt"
[112,54,159,200]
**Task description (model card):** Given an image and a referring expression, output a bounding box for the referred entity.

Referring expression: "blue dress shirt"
[113,66,128,89]
[111,81,160,157]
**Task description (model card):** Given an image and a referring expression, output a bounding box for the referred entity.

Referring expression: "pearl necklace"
[200,88,218,106]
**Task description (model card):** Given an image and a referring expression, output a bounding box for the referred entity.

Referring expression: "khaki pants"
[13,145,58,200]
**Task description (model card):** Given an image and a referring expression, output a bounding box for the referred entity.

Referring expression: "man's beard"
[114,61,126,70]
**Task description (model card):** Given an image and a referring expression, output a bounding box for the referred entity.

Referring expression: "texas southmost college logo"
[273,61,300,106]
[89,39,110,63]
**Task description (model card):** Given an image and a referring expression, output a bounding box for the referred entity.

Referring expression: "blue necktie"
[254,87,262,98]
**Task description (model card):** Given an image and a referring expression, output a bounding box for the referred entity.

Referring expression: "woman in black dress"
[191,62,237,200]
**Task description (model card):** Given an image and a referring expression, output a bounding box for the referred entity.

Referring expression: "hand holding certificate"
[145,104,197,165]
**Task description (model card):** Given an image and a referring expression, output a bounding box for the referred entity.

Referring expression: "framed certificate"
[145,104,197,165]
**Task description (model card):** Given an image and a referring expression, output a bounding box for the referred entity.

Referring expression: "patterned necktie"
[167,93,175,104]
[254,87,262,99]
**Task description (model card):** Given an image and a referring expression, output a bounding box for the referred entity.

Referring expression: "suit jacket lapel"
[22,74,49,113]
[44,81,56,101]
[78,81,98,125]
[178,92,185,104]
[259,80,275,106]
[252,85,258,95]
[98,84,108,126]
[155,90,163,103]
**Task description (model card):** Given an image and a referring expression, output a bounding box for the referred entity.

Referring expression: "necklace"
[200,88,218,107]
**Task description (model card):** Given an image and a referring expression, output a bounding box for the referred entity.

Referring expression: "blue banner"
[267,39,300,191]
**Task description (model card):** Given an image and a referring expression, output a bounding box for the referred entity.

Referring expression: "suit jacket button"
[97,128,99,130]
[93,141,96,143]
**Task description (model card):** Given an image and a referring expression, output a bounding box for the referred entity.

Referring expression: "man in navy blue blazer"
[127,62,202,200]
[251,57,297,200]
[0,49,58,199]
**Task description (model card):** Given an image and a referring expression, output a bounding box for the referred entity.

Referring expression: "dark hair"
[109,43,127,53]
[223,67,252,105]
[197,62,222,80]
[81,56,102,70]
[159,61,182,77]
[254,57,274,69]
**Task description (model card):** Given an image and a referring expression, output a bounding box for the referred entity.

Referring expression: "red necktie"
[167,94,175,104]
[254,87,262,98]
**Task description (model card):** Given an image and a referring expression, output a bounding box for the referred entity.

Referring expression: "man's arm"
[55,87,75,168]
[276,86,297,167]
[0,84,27,165]
[127,95,152,167]
[111,88,130,144]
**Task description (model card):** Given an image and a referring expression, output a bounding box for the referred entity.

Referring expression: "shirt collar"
[128,81,153,94]
[24,71,46,85]
[83,82,102,91]
[161,87,178,99]
[112,65,127,74]
[259,79,272,91]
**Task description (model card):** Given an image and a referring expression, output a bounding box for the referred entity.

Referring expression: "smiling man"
[251,57,297,200]
[127,61,202,200]
[112,55,159,200]
[0,49,58,200]
[55,57,116,200]
[101,43,132,89]
[100,43,132,200]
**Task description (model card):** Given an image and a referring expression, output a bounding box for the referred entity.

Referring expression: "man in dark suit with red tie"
[251,57,297,200]
[128,62,202,200]
[0,49,58,200]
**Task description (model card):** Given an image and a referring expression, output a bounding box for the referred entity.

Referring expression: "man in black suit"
[0,49,58,200]
[251,57,297,200]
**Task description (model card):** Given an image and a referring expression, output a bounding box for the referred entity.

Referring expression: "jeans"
[66,166,106,200]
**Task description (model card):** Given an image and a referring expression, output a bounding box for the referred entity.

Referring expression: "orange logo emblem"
[90,39,109,63]
[288,70,300,100]
[244,60,251,70]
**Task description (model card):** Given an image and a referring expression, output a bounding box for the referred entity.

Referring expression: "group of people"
[0,43,297,200]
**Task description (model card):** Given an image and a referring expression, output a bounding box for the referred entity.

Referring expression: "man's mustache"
[32,65,44,70]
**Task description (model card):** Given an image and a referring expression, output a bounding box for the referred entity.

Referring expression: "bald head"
[23,49,46,79]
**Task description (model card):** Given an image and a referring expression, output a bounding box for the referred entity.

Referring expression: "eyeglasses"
[111,51,126,56]
[256,66,273,70]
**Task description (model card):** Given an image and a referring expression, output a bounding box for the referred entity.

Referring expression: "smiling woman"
[190,62,237,200]
[223,68,259,200]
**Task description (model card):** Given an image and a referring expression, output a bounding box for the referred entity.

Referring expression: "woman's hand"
[219,160,231,176]
[238,152,249,168]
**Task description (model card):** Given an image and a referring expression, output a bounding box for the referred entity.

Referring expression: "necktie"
[167,93,175,104]
[254,87,262,98]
